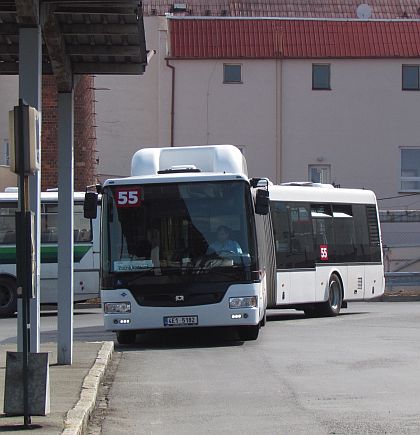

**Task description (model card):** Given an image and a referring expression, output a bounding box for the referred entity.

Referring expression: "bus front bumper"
[101,284,262,331]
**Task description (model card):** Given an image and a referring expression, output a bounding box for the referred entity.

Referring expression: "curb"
[61,341,114,435]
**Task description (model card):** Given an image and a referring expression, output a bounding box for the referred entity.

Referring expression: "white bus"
[0,190,100,316]
[268,182,384,315]
[84,145,273,344]
[85,145,384,344]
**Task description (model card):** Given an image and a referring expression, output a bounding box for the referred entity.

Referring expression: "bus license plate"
[163,315,198,327]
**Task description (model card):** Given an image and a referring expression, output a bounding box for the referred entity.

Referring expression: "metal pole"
[16,100,31,427]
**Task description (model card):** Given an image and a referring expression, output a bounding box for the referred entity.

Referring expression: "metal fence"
[385,272,420,293]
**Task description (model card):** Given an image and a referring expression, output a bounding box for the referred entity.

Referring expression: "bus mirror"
[84,192,98,219]
[255,189,269,215]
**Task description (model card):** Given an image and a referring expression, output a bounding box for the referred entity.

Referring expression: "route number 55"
[320,245,328,261]
[115,188,142,208]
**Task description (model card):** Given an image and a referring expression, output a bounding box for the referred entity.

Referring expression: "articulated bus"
[85,145,273,343]
[267,182,384,316]
[0,190,100,316]
[85,145,384,344]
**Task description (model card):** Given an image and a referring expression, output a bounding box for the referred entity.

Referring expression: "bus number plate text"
[163,315,198,327]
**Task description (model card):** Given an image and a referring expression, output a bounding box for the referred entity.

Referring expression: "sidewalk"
[0,341,114,434]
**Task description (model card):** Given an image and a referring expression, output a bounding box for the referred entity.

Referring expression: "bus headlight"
[104,302,131,314]
[229,296,258,309]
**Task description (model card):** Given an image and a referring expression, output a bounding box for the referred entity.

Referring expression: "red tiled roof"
[169,18,420,58]
[144,0,420,19]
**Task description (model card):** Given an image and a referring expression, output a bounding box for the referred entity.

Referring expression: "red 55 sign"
[320,245,329,261]
[115,188,142,208]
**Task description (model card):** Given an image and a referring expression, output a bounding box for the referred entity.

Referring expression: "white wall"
[282,59,420,210]
[171,58,278,180]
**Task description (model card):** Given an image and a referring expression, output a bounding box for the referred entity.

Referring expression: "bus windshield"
[102,180,257,283]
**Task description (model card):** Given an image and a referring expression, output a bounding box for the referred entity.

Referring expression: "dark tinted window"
[271,202,315,269]
[272,201,381,267]
[333,204,356,261]
[366,205,381,262]
[311,204,334,261]
[352,204,371,262]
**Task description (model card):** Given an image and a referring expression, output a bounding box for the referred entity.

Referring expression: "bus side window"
[41,204,58,243]
[270,201,290,268]
[74,203,93,243]
[353,204,370,262]
[333,204,356,261]
[271,201,315,269]
[311,204,334,249]
[0,202,17,245]
[3,231,16,244]
[290,204,315,267]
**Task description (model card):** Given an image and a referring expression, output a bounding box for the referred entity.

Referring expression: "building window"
[223,64,242,83]
[402,65,420,90]
[401,148,420,191]
[309,165,331,184]
[312,64,331,90]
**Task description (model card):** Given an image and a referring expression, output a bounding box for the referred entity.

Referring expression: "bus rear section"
[0,191,100,317]
[96,145,271,344]
[268,184,384,316]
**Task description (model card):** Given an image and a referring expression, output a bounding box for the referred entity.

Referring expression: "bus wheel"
[238,325,260,341]
[322,274,342,317]
[116,331,136,345]
[0,276,17,317]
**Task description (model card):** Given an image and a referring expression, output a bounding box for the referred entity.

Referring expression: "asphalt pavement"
[0,288,418,435]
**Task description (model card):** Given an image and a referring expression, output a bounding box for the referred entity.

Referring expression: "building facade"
[96,17,420,199]
[93,5,420,272]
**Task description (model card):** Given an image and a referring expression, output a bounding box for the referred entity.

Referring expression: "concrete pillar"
[57,92,74,365]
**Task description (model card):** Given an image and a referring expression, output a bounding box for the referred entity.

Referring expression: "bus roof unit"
[131,145,248,178]
[269,184,377,205]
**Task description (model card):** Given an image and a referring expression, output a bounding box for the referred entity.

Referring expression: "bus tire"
[116,330,136,345]
[238,325,260,341]
[321,273,342,317]
[0,276,17,317]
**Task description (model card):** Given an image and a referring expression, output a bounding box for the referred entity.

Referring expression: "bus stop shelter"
[0,0,148,364]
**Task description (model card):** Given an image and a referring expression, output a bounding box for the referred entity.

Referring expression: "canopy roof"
[0,0,148,90]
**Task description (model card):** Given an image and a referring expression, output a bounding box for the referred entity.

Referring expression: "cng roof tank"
[131,145,248,177]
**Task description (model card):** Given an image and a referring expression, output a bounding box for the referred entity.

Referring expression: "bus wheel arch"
[0,275,18,317]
